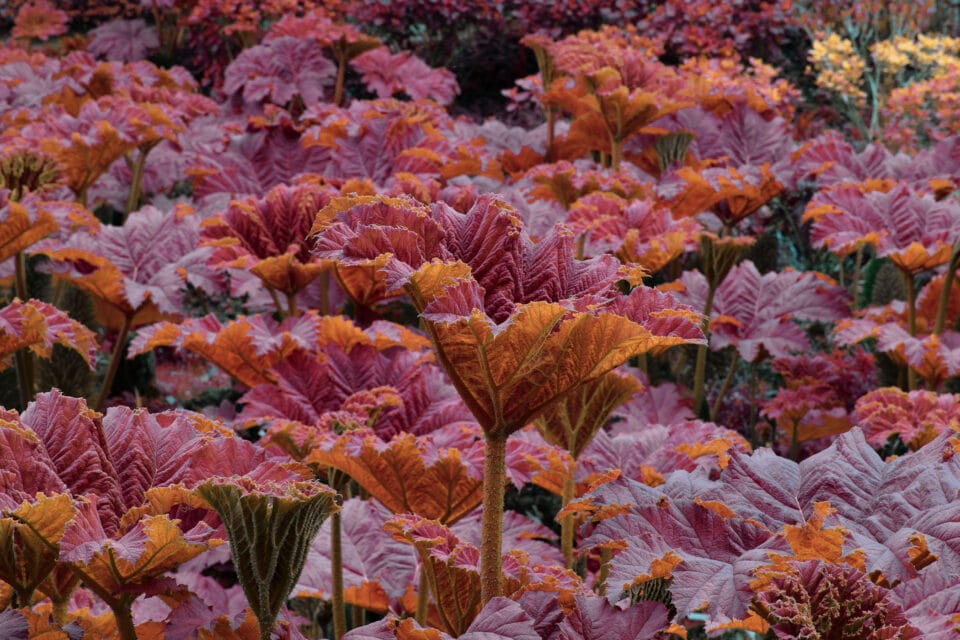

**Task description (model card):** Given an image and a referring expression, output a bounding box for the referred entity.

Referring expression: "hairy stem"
[110,599,138,640]
[903,269,917,391]
[95,314,133,412]
[850,245,864,309]
[691,285,717,417]
[286,291,299,317]
[710,351,739,423]
[595,548,612,596]
[934,250,959,335]
[333,56,347,107]
[330,509,346,639]
[480,431,507,605]
[415,570,429,625]
[124,148,149,218]
[560,468,576,569]
[14,252,35,409]
[545,107,556,163]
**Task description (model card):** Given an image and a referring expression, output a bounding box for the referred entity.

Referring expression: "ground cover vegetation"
[1,0,960,638]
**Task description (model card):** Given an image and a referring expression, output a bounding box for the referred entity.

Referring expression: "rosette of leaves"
[313,193,704,604]
[197,477,339,640]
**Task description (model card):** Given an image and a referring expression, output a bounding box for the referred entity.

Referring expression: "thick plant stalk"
[286,291,299,317]
[13,252,34,408]
[333,56,347,107]
[595,548,612,596]
[560,470,576,569]
[330,510,346,639]
[934,247,960,334]
[479,431,507,605]
[124,149,149,218]
[850,245,864,309]
[95,314,133,412]
[691,285,717,416]
[415,571,429,624]
[110,600,138,640]
[710,351,739,422]
[902,270,917,391]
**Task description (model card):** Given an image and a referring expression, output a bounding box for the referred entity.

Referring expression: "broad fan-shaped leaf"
[696,428,960,585]
[244,343,471,439]
[0,195,58,263]
[892,567,960,639]
[579,475,775,620]
[223,37,336,107]
[302,100,478,187]
[406,263,702,437]
[0,493,77,606]
[351,48,459,105]
[535,369,641,459]
[87,18,159,62]
[566,192,700,272]
[60,499,223,599]
[854,387,960,450]
[187,118,331,202]
[666,163,783,225]
[668,262,849,361]
[41,204,214,329]
[0,298,97,371]
[557,594,670,640]
[129,313,304,388]
[304,425,486,524]
[202,182,334,296]
[804,183,960,273]
[385,514,581,637]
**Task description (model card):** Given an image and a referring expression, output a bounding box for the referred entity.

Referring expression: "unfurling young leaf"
[197,478,339,640]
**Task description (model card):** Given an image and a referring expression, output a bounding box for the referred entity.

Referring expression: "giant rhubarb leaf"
[854,387,960,450]
[0,493,76,607]
[405,263,702,437]
[351,48,459,105]
[804,183,960,273]
[201,182,334,298]
[0,193,58,262]
[0,298,97,371]
[59,499,222,607]
[197,478,339,640]
[565,192,700,272]
[244,343,471,439]
[667,261,849,361]
[303,424,487,523]
[579,474,776,621]
[223,37,336,107]
[666,163,783,226]
[695,428,960,585]
[41,203,214,329]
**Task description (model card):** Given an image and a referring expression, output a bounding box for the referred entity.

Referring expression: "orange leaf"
[307,431,483,523]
